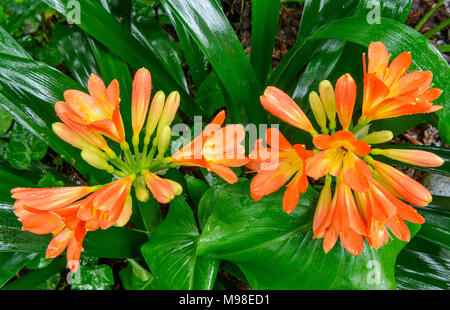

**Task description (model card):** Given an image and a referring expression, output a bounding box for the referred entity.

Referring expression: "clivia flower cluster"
[248,42,443,255]
[10,41,444,271]
[12,68,246,272]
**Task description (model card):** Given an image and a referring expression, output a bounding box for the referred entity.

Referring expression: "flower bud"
[309,91,327,133]
[157,91,179,137]
[371,148,444,167]
[360,130,393,144]
[52,122,93,150]
[335,74,356,130]
[143,170,175,204]
[165,179,183,196]
[81,147,114,173]
[115,194,133,227]
[319,80,336,130]
[132,68,152,140]
[157,125,172,159]
[144,90,165,145]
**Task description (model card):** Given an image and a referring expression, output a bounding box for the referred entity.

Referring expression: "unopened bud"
[157,125,172,159]
[309,91,327,133]
[360,130,393,144]
[53,122,92,150]
[81,147,114,173]
[318,80,336,129]
[144,90,165,145]
[165,179,183,196]
[157,91,179,137]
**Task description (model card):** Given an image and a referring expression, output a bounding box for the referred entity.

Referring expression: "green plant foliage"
[70,264,115,290]
[197,181,420,289]
[141,197,220,290]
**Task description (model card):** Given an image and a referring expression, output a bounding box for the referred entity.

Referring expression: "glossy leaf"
[0,108,13,135]
[160,0,266,124]
[250,0,281,86]
[356,0,413,24]
[2,258,66,290]
[119,259,156,290]
[0,252,38,287]
[184,174,209,207]
[141,197,220,290]
[197,181,420,289]
[194,72,227,117]
[70,264,114,290]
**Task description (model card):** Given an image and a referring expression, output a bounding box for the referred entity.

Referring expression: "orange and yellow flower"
[360,41,442,123]
[248,128,314,213]
[171,111,248,184]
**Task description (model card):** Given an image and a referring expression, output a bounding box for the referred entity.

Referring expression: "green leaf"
[161,1,209,87]
[2,258,65,290]
[356,0,413,24]
[135,196,162,236]
[141,197,220,290]
[307,16,450,141]
[160,0,266,124]
[197,181,420,289]
[0,108,13,135]
[184,174,209,207]
[5,122,48,170]
[52,23,101,86]
[250,0,280,86]
[0,252,38,287]
[70,264,114,290]
[118,259,156,290]
[194,72,227,117]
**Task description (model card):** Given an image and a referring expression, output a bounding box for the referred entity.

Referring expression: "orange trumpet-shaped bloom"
[371,148,444,167]
[14,201,87,272]
[355,179,425,249]
[306,130,372,193]
[335,74,357,130]
[58,74,125,143]
[143,171,177,204]
[260,86,316,134]
[249,128,314,213]
[11,186,96,211]
[313,179,367,256]
[77,177,134,230]
[361,41,442,121]
[368,158,432,207]
[132,68,152,138]
[171,111,248,184]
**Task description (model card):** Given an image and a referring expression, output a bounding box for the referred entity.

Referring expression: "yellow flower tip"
[132,135,140,148]
[120,141,130,151]
[158,125,172,157]
[165,179,183,196]
[136,185,150,202]
[81,147,113,172]
[105,148,117,160]
[309,91,327,131]
[360,130,393,144]
[318,80,336,121]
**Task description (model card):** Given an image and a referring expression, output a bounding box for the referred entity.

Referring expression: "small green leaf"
[0,108,13,135]
[194,72,227,117]
[70,264,115,290]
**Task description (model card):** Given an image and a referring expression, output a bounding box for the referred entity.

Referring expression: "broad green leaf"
[135,196,162,236]
[2,258,65,290]
[194,72,227,117]
[70,264,114,290]
[307,16,450,142]
[0,252,38,287]
[197,181,420,289]
[0,108,13,135]
[0,24,32,59]
[184,174,209,207]
[141,197,220,290]
[356,0,413,24]
[5,122,48,170]
[41,0,201,119]
[160,0,266,124]
[118,259,156,290]
[250,0,281,86]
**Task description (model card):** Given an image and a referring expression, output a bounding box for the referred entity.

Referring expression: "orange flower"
[56,74,125,143]
[367,158,432,207]
[143,171,177,204]
[361,41,442,122]
[14,200,87,272]
[11,186,96,211]
[171,111,248,184]
[77,177,134,230]
[371,148,444,167]
[335,74,357,130]
[306,131,372,193]
[249,128,314,213]
[354,179,425,249]
[131,68,152,139]
[260,86,317,134]
[313,179,367,255]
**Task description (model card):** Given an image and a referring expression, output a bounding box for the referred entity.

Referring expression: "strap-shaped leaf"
[160,0,266,124]
[197,181,420,289]
[141,196,220,290]
[0,252,38,287]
